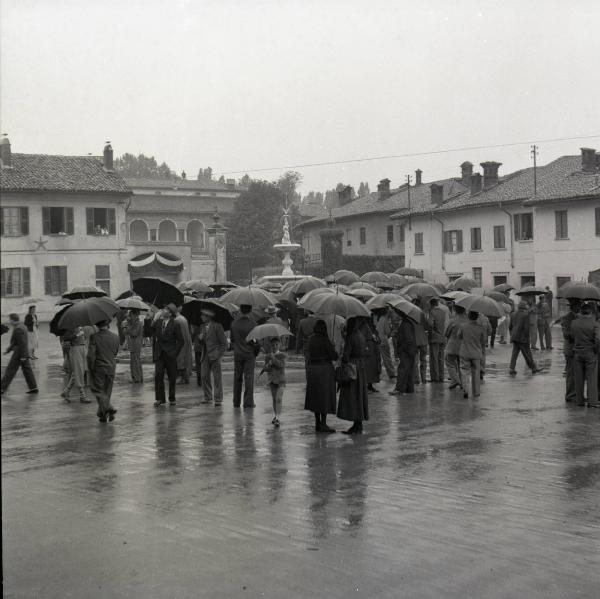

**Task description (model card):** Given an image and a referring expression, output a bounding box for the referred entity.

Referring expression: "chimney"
[460,161,473,186]
[338,185,354,206]
[430,183,444,205]
[581,147,597,172]
[0,134,12,168]
[415,169,422,186]
[378,178,391,200]
[103,141,114,171]
[470,172,482,195]
[480,161,501,189]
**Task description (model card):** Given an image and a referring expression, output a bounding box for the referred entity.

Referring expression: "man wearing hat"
[230,304,258,408]
[152,303,184,406]
[1,313,38,395]
[198,307,227,405]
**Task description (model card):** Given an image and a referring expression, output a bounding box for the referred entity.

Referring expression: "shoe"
[532,368,543,374]
[272,416,277,424]
[449,383,460,390]
[26,388,39,394]
[547,346,553,350]
[243,404,256,408]
[509,370,517,375]
[98,413,109,423]
[586,402,600,409]
[200,398,212,404]
[389,390,402,395]
[342,427,356,435]
[274,419,280,427]
[321,424,336,433]
[463,392,469,399]
[315,422,323,432]
[214,401,222,406]
[169,399,176,405]
[367,384,378,392]
[80,397,92,404]
[61,391,71,403]
[531,347,539,351]
[108,409,117,421]
[154,400,166,407]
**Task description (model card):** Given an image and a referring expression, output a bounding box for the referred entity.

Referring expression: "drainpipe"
[430,212,445,273]
[499,202,515,269]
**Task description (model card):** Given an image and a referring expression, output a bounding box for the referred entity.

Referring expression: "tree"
[240,174,251,187]
[277,171,302,206]
[114,153,179,179]
[226,180,285,282]
[218,175,225,184]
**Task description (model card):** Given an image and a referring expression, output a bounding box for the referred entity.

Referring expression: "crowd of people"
[2,286,599,429]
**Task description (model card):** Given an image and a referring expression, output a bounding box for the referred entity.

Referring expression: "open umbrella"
[348,281,379,293]
[177,280,214,295]
[181,298,237,330]
[297,287,335,306]
[403,282,440,300]
[493,283,514,293]
[556,281,600,301]
[116,296,151,311]
[284,276,326,298]
[246,323,292,341]
[394,267,422,277]
[299,290,371,319]
[115,289,135,301]
[454,295,504,318]
[432,283,447,294]
[387,297,423,322]
[132,277,184,308]
[366,293,402,311]
[221,286,276,310]
[516,286,547,296]
[346,288,377,301]
[50,305,72,336]
[405,275,426,284]
[385,273,409,288]
[259,281,283,293]
[440,290,471,302]
[360,271,391,284]
[484,291,513,305]
[62,286,107,300]
[57,297,120,330]
[333,270,360,285]
[448,277,479,291]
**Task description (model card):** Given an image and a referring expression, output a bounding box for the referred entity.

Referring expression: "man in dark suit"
[152,303,184,406]
[569,303,600,407]
[198,308,227,405]
[230,304,258,408]
[509,302,542,375]
[1,313,38,395]
[87,320,120,422]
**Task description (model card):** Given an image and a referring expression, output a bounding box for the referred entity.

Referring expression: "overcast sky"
[2,0,599,194]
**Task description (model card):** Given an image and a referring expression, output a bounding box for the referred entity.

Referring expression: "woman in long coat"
[337,318,370,434]
[175,310,193,384]
[305,319,338,433]
[123,309,144,383]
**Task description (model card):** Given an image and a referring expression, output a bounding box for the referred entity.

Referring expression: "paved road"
[2,327,599,598]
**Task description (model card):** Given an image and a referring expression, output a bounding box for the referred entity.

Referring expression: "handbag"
[335,361,357,384]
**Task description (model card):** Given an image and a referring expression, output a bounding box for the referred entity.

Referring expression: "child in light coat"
[263,337,286,427]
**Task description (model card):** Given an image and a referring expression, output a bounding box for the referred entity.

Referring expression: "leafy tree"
[115,153,179,179]
[218,175,226,184]
[277,170,302,206]
[240,174,251,187]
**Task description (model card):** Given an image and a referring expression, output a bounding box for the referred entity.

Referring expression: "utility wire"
[219,134,600,175]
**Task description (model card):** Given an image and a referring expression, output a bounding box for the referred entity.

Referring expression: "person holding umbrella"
[569,303,600,408]
[152,303,184,406]
[122,309,144,383]
[390,312,418,396]
[87,320,120,422]
[561,300,580,402]
[197,308,227,406]
[509,303,542,375]
[536,295,553,351]
[230,304,259,408]
[1,314,38,396]
[61,327,91,403]
[263,337,287,427]
[445,305,467,391]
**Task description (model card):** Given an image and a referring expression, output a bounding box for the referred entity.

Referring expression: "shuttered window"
[493,225,505,249]
[0,207,29,236]
[414,232,424,254]
[1,268,31,297]
[555,210,568,239]
[443,230,463,253]
[95,265,111,296]
[514,213,533,241]
[359,227,366,245]
[86,208,116,235]
[42,207,74,235]
[596,208,600,237]
[470,227,481,250]
[44,266,68,296]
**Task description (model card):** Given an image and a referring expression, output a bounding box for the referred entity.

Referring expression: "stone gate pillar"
[206,209,228,282]
[319,216,344,275]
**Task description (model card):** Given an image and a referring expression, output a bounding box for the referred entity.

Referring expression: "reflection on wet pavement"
[2,328,599,598]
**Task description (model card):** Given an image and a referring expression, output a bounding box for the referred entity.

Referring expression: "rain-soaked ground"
[2,326,599,599]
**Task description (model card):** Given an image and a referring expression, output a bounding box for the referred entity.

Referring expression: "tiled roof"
[0,154,130,194]
[297,200,328,219]
[392,155,600,218]
[126,177,237,192]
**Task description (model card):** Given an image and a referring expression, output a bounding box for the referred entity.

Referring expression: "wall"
[1,191,130,320]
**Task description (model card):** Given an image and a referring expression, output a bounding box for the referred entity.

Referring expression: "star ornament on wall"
[33,236,48,251]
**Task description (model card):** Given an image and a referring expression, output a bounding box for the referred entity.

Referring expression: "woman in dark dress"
[305,320,338,433]
[337,318,370,435]
[391,312,417,395]
[358,317,381,392]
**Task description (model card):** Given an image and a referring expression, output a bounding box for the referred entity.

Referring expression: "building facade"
[1,139,131,320]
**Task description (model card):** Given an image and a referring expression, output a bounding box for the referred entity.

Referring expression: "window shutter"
[44,267,52,295]
[457,230,463,252]
[42,207,51,235]
[20,207,29,235]
[59,266,68,294]
[66,208,74,235]
[442,231,447,253]
[22,268,31,296]
[86,208,94,234]
[0,209,4,236]
[0,269,5,297]
[108,209,116,235]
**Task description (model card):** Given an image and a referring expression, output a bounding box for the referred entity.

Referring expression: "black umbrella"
[50,305,72,336]
[62,285,108,300]
[1,323,9,335]
[57,297,120,330]
[181,299,236,330]
[132,277,184,309]
[115,289,135,301]
[556,281,600,301]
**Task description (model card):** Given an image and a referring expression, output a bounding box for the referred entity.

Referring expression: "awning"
[128,251,184,274]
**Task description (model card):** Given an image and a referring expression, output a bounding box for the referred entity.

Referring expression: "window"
[554,210,568,239]
[596,208,600,236]
[472,267,482,287]
[158,220,177,242]
[44,266,68,296]
[520,274,535,288]
[398,223,405,242]
[86,208,116,235]
[186,221,205,250]
[129,220,149,241]
[470,227,481,251]
[95,265,110,296]
[359,227,366,245]
[514,212,533,241]
[493,225,506,249]
[1,207,29,237]
[42,207,74,235]
[346,229,352,247]
[1,267,30,297]
[443,230,463,253]
[387,225,394,246]
[414,232,424,254]
[493,274,508,287]
[556,276,572,313]
[150,228,158,241]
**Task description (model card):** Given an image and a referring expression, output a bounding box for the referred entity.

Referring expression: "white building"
[0,139,131,320]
